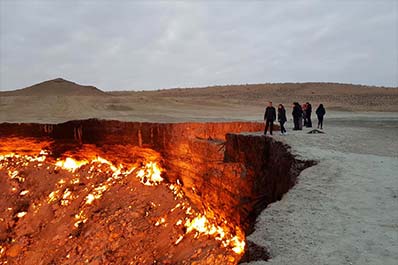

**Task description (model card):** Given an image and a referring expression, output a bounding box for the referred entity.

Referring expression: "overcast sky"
[0,0,397,91]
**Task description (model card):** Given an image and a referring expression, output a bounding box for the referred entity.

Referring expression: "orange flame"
[183,214,245,254]
[136,161,163,186]
[55,157,89,172]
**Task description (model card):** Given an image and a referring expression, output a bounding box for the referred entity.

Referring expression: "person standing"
[302,103,308,127]
[298,103,304,130]
[292,102,303,130]
[278,104,287,135]
[306,102,312,128]
[316,104,326,129]
[264,101,276,135]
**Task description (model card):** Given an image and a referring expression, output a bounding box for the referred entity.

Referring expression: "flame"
[48,190,60,203]
[70,178,80,184]
[183,214,246,254]
[85,194,95,205]
[8,170,19,178]
[136,162,163,186]
[175,235,184,245]
[55,157,88,172]
[185,215,209,234]
[92,156,119,172]
[85,184,108,205]
[0,245,5,259]
[164,174,246,255]
[230,235,246,254]
[61,188,73,206]
[167,186,246,254]
[169,184,184,199]
[155,217,166,226]
[19,190,29,196]
[74,210,88,227]
[16,212,27,218]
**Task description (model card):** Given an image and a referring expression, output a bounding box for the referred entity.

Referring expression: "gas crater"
[0,119,314,264]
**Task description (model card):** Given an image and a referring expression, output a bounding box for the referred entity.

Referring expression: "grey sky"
[0,0,397,91]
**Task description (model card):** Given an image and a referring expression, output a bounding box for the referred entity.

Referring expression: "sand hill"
[0,78,106,96]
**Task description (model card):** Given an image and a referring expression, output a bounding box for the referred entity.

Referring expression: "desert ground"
[1,78,398,123]
[1,79,398,264]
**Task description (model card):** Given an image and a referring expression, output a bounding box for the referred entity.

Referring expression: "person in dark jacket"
[264,101,276,135]
[278,104,287,135]
[298,103,304,130]
[302,103,308,127]
[306,102,312,128]
[316,104,326,129]
[292,102,303,130]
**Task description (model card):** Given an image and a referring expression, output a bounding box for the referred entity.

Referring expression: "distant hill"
[110,82,398,111]
[0,78,107,96]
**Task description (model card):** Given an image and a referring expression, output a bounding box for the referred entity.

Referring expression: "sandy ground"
[245,113,398,265]
[1,79,398,123]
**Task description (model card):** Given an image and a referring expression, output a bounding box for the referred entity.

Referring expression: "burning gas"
[185,215,245,254]
[0,140,246,262]
[55,157,88,172]
[170,205,246,254]
[53,156,163,187]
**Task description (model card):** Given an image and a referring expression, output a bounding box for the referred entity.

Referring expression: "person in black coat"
[278,104,287,135]
[302,103,308,127]
[292,102,303,130]
[306,102,312,128]
[316,104,326,129]
[264,101,276,135]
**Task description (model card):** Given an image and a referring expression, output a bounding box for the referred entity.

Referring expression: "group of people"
[263,101,326,135]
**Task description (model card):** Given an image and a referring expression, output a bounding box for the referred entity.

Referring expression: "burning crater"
[0,120,313,264]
